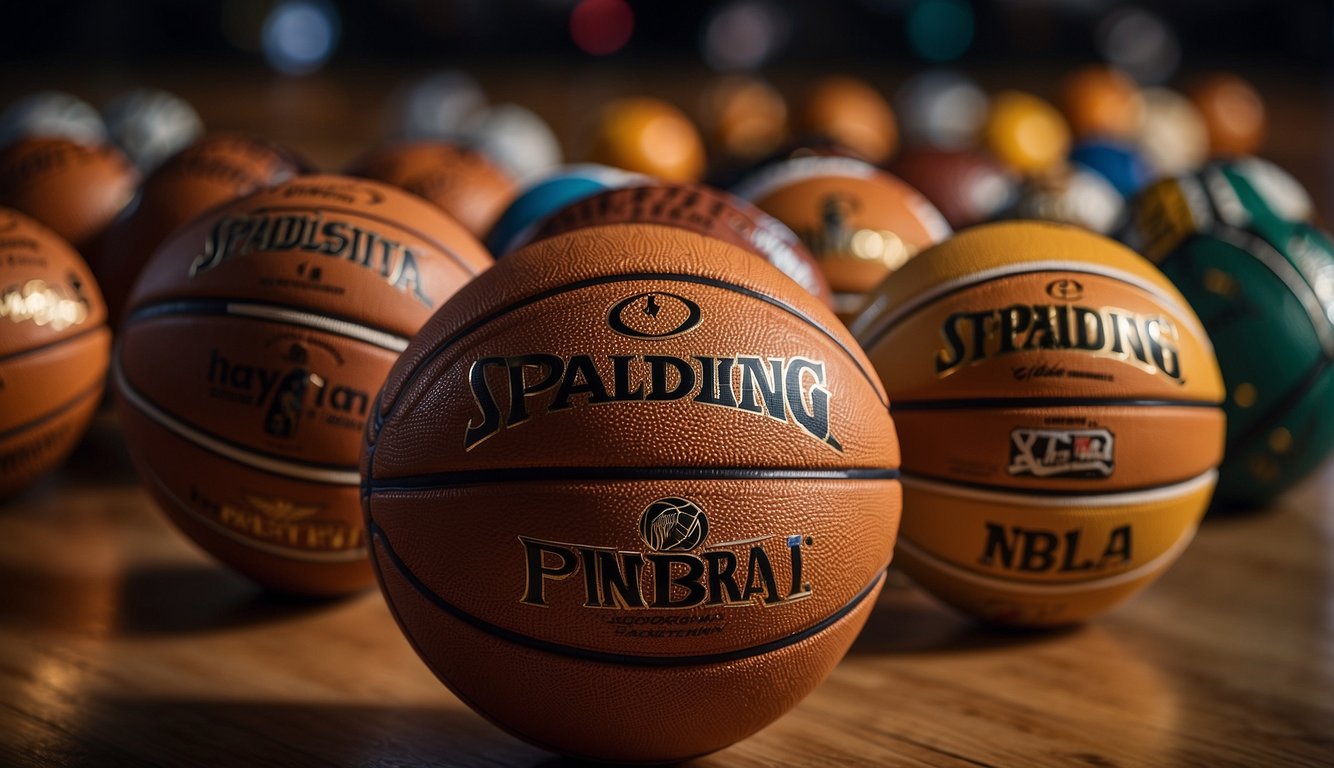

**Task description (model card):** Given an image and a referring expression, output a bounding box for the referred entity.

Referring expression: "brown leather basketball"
[0,136,138,261]
[346,140,516,239]
[96,133,307,325]
[362,224,900,762]
[114,175,492,595]
[732,155,951,321]
[530,182,834,307]
[0,208,109,498]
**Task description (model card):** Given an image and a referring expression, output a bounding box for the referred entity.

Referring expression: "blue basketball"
[1070,140,1153,199]
[484,163,647,256]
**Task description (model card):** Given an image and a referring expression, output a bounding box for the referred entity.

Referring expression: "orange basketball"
[530,181,834,307]
[114,175,492,595]
[0,136,138,260]
[0,208,109,498]
[362,225,900,762]
[851,221,1224,626]
[96,133,307,324]
[347,140,517,238]
[733,155,950,321]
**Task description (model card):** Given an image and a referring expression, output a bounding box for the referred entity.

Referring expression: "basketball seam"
[247,203,486,276]
[0,323,108,366]
[899,468,1217,507]
[853,261,1208,354]
[898,468,1217,499]
[367,519,888,668]
[895,524,1198,592]
[0,380,102,443]
[112,357,361,486]
[365,466,901,494]
[1209,223,1334,355]
[891,396,1221,411]
[373,271,889,443]
[124,297,410,352]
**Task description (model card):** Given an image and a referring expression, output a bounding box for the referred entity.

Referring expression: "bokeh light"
[906,0,974,63]
[262,0,340,76]
[1096,6,1180,84]
[701,1,790,72]
[570,0,634,56]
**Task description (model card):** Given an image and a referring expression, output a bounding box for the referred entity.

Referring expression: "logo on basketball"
[1008,427,1115,478]
[0,276,91,331]
[1045,278,1084,301]
[607,292,702,339]
[639,497,709,551]
[206,340,371,439]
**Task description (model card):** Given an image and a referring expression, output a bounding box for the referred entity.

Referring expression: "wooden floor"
[2,410,1331,767]
[3,65,1334,767]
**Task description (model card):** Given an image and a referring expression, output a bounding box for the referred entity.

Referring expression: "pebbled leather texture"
[363,225,901,762]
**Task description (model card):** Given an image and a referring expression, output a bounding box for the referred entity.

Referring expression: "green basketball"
[1120,158,1334,509]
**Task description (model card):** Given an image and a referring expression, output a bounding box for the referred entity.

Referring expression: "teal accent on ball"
[1148,209,1334,508]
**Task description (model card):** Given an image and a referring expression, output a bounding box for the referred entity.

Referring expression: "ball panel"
[894,533,1183,627]
[853,221,1199,335]
[0,329,109,433]
[372,226,887,460]
[367,478,898,655]
[373,531,881,764]
[346,141,517,238]
[529,184,834,308]
[124,175,492,338]
[894,406,1224,492]
[0,210,108,357]
[120,403,370,594]
[0,137,138,256]
[898,470,1213,586]
[860,270,1222,404]
[0,386,100,498]
[119,313,399,467]
[1215,363,1334,507]
[95,133,305,323]
[368,271,895,479]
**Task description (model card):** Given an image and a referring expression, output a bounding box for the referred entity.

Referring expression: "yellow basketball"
[850,221,1224,625]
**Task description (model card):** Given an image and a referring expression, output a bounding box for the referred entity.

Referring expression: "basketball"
[529,181,834,307]
[113,175,492,595]
[362,225,900,761]
[732,155,950,321]
[96,133,307,324]
[0,209,109,498]
[346,140,517,238]
[850,221,1224,625]
[0,136,138,259]
[1120,159,1334,509]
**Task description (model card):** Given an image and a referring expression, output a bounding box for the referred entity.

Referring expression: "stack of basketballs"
[0,64,1328,762]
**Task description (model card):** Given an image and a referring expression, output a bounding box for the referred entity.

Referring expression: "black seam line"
[0,323,107,366]
[118,373,358,484]
[1225,356,1332,453]
[123,297,407,349]
[858,264,1180,353]
[899,469,1211,498]
[891,396,1222,411]
[247,203,484,276]
[366,466,902,493]
[0,380,102,442]
[369,520,887,668]
[373,270,890,438]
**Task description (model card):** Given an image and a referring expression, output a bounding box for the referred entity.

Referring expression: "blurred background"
[4,0,1330,186]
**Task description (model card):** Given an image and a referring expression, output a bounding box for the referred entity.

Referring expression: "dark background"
[5,0,1331,71]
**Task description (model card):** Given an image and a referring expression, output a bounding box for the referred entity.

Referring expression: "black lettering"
[736,356,785,419]
[549,355,612,411]
[644,355,695,401]
[520,539,578,606]
[464,357,507,449]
